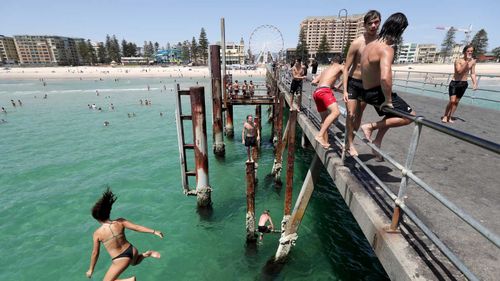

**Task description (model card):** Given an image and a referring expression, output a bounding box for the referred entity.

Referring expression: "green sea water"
[0,77,388,281]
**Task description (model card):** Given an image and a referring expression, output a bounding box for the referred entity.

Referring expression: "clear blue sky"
[1,0,499,51]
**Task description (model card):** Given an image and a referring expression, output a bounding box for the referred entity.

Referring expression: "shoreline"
[0,63,499,80]
[0,65,267,80]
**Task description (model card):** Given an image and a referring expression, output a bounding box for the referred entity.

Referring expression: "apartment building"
[13,35,84,65]
[217,38,245,65]
[300,14,364,59]
[0,35,20,64]
[397,43,418,63]
[415,44,437,63]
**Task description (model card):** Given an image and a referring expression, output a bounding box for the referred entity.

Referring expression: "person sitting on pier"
[290,58,306,95]
[242,80,249,98]
[441,45,477,123]
[86,187,164,281]
[242,114,260,161]
[258,210,274,241]
[311,55,344,149]
[249,81,255,97]
[233,80,240,97]
[359,12,416,161]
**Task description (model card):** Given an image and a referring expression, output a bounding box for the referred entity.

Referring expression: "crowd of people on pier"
[293,10,477,159]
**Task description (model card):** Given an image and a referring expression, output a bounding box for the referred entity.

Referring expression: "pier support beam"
[271,90,285,183]
[284,108,298,215]
[209,45,225,156]
[246,161,257,242]
[190,86,212,207]
[275,154,321,261]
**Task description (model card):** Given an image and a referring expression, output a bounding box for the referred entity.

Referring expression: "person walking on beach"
[258,210,274,241]
[311,56,344,149]
[242,114,260,161]
[441,45,477,123]
[359,12,415,161]
[342,10,381,156]
[86,188,164,281]
[290,58,306,95]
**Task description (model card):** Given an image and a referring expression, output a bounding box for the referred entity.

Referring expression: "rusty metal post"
[190,86,212,207]
[284,108,298,216]
[210,45,225,156]
[226,103,234,137]
[246,161,256,242]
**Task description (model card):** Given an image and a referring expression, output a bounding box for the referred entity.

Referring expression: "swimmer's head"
[91,187,117,222]
[378,12,408,46]
[246,114,253,121]
[263,209,270,215]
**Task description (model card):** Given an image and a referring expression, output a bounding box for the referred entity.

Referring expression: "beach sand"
[0,65,267,80]
[1,63,498,80]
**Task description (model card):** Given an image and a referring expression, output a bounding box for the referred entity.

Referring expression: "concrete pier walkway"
[284,77,499,280]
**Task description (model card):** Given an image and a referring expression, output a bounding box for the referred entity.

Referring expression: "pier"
[175,56,499,279]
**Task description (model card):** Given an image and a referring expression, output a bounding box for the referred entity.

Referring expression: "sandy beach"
[0,65,267,80]
[0,63,499,80]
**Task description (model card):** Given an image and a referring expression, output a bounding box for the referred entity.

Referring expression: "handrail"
[268,64,499,281]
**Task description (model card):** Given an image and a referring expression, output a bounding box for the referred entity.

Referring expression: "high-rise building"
[415,44,437,64]
[299,14,365,60]
[0,35,20,64]
[13,35,84,65]
[397,43,418,63]
[217,38,245,65]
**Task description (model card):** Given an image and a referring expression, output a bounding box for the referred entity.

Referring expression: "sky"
[1,0,499,51]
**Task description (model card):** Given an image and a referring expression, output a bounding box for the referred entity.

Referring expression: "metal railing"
[269,64,500,281]
[393,69,500,104]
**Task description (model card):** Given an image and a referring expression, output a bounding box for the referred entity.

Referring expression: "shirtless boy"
[359,13,416,160]
[311,56,344,149]
[290,58,306,95]
[342,10,381,156]
[242,114,260,161]
[258,210,274,241]
[441,45,477,123]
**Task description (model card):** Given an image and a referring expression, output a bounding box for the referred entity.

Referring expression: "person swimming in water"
[86,188,164,281]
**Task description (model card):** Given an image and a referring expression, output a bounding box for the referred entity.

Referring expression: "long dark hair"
[378,12,408,45]
[91,187,117,221]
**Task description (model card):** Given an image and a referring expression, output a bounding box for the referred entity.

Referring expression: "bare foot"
[360,123,374,141]
[441,116,448,123]
[348,146,358,157]
[448,118,455,123]
[143,250,161,259]
[315,135,330,149]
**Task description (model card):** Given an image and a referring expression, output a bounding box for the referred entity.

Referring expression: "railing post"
[405,71,411,90]
[210,45,225,156]
[190,86,212,207]
[246,160,256,242]
[386,117,423,232]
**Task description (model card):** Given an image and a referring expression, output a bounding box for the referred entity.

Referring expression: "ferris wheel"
[248,25,284,64]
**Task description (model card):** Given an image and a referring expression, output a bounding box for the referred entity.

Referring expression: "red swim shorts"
[313,87,337,112]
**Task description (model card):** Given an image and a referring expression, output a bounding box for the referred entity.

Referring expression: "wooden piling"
[275,155,321,261]
[224,73,234,137]
[209,45,225,156]
[271,89,285,182]
[284,108,298,215]
[255,105,262,146]
[190,86,212,207]
[246,161,256,242]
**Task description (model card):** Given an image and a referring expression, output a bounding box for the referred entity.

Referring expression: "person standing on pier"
[441,45,477,123]
[359,12,416,161]
[342,10,381,156]
[290,58,306,95]
[86,188,164,281]
[233,80,240,97]
[249,81,255,97]
[311,56,344,149]
[242,114,260,161]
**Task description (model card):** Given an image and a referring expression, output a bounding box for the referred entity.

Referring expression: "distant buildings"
[0,35,19,64]
[223,38,246,65]
[299,14,365,60]
[12,35,84,66]
[397,43,437,64]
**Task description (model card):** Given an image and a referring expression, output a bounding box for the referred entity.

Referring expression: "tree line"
[77,28,210,65]
[441,28,499,61]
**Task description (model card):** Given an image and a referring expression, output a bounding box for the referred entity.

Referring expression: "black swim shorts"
[290,79,302,94]
[364,86,413,118]
[347,77,365,100]
[258,225,271,233]
[245,136,256,147]
[448,81,468,99]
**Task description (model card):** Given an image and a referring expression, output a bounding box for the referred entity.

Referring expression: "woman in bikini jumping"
[86,188,164,281]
